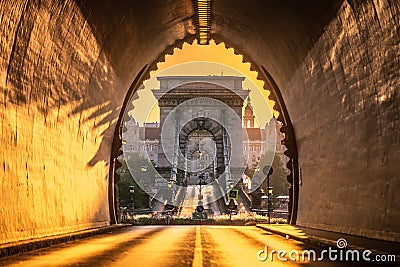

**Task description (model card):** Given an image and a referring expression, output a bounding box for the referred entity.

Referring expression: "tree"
[258,152,290,208]
[125,153,158,187]
[117,153,158,208]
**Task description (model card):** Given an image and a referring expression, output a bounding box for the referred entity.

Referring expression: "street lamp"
[197,173,206,197]
[198,141,203,158]
[141,165,150,209]
[164,181,175,213]
[129,186,135,212]
[197,142,203,172]
[195,174,206,218]
[141,165,147,173]
[263,166,273,224]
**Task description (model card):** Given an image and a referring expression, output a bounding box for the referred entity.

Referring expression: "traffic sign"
[263,166,273,176]
[192,211,208,220]
[196,205,204,212]
[227,189,239,200]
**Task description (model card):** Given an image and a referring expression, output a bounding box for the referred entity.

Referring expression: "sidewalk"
[0,224,129,258]
[256,224,400,262]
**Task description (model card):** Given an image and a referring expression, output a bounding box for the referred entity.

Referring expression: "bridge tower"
[152,76,249,195]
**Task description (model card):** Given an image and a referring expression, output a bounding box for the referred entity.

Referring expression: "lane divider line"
[192,226,203,267]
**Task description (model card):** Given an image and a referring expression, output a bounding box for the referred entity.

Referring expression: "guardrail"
[174,187,187,216]
[214,184,228,214]
[251,208,289,218]
[238,187,252,209]
[150,189,163,209]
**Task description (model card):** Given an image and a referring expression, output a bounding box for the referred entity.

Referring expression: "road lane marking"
[192,226,203,267]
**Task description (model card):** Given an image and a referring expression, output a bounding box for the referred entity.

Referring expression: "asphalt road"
[178,185,222,217]
[0,226,393,267]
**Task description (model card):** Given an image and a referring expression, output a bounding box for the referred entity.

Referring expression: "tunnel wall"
[0,1,117,244]
[0,0,195,245]
[212,0,399,241]
[283,1,400,241]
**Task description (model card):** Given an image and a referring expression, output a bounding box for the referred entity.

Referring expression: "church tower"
[243,97,255,128]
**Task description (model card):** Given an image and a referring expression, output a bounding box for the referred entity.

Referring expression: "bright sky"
[130,40,275,128]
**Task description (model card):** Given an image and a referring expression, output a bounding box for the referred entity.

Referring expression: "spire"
[246,96,252,109]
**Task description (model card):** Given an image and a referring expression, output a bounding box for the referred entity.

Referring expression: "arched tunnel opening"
[1,0,399,248]
[113,65,290,222]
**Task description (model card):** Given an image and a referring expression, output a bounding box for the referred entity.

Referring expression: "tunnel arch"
[113,55,295,223]
[113,51,297,216]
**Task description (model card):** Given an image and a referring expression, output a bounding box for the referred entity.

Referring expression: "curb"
[256,225,400,263]
[0,224,130,258]
[256,224,337,249]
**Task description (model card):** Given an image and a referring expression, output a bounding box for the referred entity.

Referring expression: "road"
[178,185,222,217]
[0,226,383,267]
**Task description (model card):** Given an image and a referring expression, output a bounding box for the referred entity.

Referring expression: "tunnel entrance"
[109,57,292,224]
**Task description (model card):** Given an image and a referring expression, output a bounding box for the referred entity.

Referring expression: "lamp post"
[140,165,147,173]
[197,173,206,200]
[164,181,175,212]
[140,165,151,209]
[263,166,273,224]
[194,174,207,219]
[129,185,135,212]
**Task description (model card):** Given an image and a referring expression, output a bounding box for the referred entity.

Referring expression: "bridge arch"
[178,118,225,182]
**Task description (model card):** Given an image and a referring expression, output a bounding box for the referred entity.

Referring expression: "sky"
[130,40,276,128]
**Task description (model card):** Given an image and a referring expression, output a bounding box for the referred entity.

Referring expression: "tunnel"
[0,0,399,245]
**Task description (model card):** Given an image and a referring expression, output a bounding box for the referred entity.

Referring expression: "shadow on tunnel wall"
[1,0,164,242]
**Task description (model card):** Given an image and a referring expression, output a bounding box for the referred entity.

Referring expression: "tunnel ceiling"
[76,0,343,90]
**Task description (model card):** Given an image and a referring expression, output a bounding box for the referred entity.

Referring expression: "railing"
[214,183,228,214]
[174,186,187,217]
[150,189,163,209]
[238,187,252,210]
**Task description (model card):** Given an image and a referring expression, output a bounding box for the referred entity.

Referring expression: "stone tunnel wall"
[0,0,195,245]
[282,1,400,241]
[212,0,399,241]
[0,1,116,244]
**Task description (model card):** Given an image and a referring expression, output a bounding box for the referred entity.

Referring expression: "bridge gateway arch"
[0,0,399,248]
[152,76,251,209]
